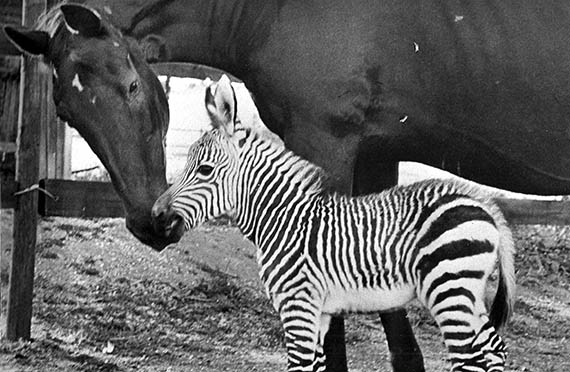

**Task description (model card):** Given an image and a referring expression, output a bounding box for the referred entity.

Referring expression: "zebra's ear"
[205,75,237,137]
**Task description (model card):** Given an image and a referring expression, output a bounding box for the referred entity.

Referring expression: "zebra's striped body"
[152,76,515,372]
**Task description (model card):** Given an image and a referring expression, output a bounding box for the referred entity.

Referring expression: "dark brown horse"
[4,4,184,249]
[9,1,570,372]
[107,1,570,372]
[111,0,570,197]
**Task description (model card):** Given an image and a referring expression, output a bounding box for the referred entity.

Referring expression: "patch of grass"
[41,251,59,259]
[31,263,283,360]
[70,260,100,276]
[36,238,65,254]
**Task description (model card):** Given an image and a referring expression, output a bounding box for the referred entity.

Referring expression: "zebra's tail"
[489,214,516,330]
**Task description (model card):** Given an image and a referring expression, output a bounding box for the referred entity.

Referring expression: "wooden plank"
[30,178,570,225]
[0,177,17,210]
[62,122,71,179]
[0,57,21,143]
[0,142,17,153]
[495,198,570,226]
[39,76,66,179]
[0,1,22,24]
[1,151,16,209]
[39,179,125,218]
[0,0,23,57]
[0,34,22,57]
[6,0,46,342]
[151,62,242,82]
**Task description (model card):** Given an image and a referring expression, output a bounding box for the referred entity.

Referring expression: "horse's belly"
[322,285,415,314]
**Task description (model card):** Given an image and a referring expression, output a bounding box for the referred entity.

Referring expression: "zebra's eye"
[197,164,214,176]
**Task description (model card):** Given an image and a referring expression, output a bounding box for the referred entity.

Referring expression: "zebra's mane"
[246,127,331,196]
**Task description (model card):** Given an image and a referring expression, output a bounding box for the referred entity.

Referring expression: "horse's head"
[4,4,183,249]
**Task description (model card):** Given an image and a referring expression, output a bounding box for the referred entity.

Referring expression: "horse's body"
[90,0,570,196]
[101,2,570,371]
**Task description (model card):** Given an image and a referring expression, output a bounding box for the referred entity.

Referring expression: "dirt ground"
[0,209,569,372]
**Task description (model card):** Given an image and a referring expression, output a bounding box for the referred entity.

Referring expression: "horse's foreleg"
[353,148,425,372]
[380,309,426,372]
[323,316,348,372]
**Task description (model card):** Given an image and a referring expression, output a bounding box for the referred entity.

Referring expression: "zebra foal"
[152,75,516,372]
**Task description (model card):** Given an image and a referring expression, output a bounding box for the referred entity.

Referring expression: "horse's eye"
[197,164,214,176]
[129,80,139,94]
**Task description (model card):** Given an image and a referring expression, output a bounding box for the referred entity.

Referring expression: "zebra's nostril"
[151,204,162,220]
[163,213,184,239]
[152,202,171,224]
[153,209,164,221]
[152,193,172,220]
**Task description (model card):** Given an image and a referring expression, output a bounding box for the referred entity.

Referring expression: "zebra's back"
[308,179,509,314]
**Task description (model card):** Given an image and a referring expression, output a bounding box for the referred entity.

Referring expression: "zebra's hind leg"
[416,270,506,371]
[468,321,507,372]
[430,301,507,372]
[446,320,507,372]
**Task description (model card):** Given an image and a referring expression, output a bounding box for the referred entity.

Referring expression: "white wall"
[69,77,559,200]
[70,77,259,182]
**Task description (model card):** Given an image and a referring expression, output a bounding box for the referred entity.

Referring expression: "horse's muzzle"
[126,212,184,251]
[148,194,186,250]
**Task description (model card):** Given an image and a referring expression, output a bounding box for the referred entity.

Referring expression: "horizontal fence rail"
[494,198,570,226]
[38,179,125,218]
[3,178,570,225]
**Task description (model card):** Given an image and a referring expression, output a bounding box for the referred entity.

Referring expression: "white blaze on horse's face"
[72,73,84,92]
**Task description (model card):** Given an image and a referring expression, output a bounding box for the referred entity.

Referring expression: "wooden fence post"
[39,88,70,180]
[6,0,47,341]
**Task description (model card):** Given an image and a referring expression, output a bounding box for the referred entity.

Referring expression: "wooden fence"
[30,181,570,225]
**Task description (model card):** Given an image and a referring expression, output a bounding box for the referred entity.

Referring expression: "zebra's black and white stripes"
[152,75,515,372]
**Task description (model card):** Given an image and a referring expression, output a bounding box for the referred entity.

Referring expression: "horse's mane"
[126,0,177,33]
[35,0,67,36]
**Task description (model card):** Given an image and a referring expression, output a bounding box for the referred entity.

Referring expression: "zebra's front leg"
[280,299,327,372]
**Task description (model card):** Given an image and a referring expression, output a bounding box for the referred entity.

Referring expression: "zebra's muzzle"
[151,194,185,250]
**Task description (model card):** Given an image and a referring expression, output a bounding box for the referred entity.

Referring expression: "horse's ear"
[60,4,102,37]
[3,26,50,55]
[205,75,237,137]
[139,34,170,63]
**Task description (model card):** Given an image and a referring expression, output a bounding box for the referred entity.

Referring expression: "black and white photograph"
[1,1,569,371]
